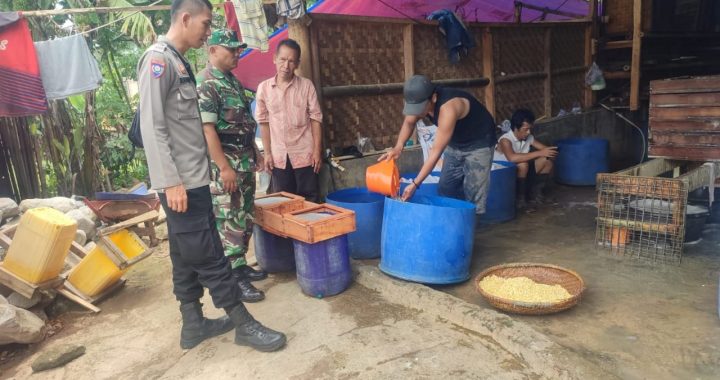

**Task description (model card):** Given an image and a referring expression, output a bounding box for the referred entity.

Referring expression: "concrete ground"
[443,185,720,380]
[1,237,617,379]
[1,185,718,379]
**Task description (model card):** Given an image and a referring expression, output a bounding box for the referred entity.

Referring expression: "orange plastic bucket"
[366,159,399,196]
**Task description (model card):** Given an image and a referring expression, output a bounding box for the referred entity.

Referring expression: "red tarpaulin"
[232,0,589,91]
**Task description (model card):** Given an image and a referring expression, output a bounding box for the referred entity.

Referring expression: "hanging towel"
[0,13,48,117]
[224,1,242,41]
[34,34,103,100]
[427,9,475,64]
[277,0,305,19]
[233,0,269,52]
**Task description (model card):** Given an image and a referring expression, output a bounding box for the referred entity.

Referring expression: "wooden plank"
[651,133,720,146]
[648,146,720,161]
[612,158,680,177]
[282,204,356,243]
[629,0,642,111]
[57,287,101,313]
[403,24,414,80]
[322,78,490,98]
[596,217,680,234]
[0,233,12,250]
[0,265,37,299]
[650,119,720,132]
[650,76,720,94]
[513,1,587,19]
[482,28,495,118]
[650,107,720,119]
[63,278,126,304]
[544,28,552,118]
[676,162,720,192]
[98,210,159,236]
[604,71,631,79]
[69,241,88,259]
[602,40,633,49]
[651,93,720,107]
[552,65,587,76]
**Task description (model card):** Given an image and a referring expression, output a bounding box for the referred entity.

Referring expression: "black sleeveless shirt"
[430,87,497,150]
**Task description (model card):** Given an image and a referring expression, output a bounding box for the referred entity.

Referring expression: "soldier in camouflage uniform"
[197,29,267,302]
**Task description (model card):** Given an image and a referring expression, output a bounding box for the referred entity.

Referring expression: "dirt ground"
[442,185,720,380]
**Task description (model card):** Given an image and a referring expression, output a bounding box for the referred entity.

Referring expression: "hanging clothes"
[277,0,305,19]
[34,34,103,100]
[233,0,269,52]
[224,1,242,41]
[0,13,48,117]
[427,9,475,64]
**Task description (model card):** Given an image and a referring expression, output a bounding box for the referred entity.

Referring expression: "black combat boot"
[233,265,268,282]
[238,277,265,302]
[227,304,287,352]
[179,301,234,349]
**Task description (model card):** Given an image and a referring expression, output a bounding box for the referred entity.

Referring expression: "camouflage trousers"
[210,163,256,269]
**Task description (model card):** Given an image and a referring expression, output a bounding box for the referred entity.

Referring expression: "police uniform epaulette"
[148,42,168,53]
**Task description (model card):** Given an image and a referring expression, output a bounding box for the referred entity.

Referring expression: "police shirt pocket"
[171,215,221,264]
[178,84,200,120]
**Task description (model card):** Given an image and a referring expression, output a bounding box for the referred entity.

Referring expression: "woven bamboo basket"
[475,263,585,315]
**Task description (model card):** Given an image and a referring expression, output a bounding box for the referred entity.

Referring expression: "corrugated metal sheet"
[649,76,720,161]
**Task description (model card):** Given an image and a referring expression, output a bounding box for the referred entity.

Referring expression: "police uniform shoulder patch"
[150,59,165,78]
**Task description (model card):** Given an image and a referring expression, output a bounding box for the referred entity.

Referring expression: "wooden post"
[482,28,496,118]
[403,24,414,80]
[583,24,595,108]
[630,0,642,111]
[544,28,552,118]
[288,16,313,80]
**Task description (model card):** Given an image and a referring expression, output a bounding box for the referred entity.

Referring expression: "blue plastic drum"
[380,195,476,284]
[398,171,441,197]
[326,188,384,259]
[555,138,609,186]
[253,225,295,273]
[293,235,352,297]
[479,161,517,224]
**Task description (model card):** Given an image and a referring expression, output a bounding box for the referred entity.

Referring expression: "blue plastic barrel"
[380,195,476,284]
[479,161,517,224]
[253,225,295,273]
[326,188,384,259]
[555,138,609,186]
[398,171,441,197]
[293,235,352,297]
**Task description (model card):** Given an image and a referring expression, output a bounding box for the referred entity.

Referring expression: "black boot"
[530,174,550,205]
[516,178,528,210]
[179,301,234,349]
[227,304,286,352]
[233,265,268,282]
[238,278,265,302]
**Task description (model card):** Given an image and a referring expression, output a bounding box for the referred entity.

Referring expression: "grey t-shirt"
[136,38,210,190]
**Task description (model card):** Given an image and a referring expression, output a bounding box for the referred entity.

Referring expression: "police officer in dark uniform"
[137,0,285,352]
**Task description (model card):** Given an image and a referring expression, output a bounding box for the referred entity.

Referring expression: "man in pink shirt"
[255,39,323,202]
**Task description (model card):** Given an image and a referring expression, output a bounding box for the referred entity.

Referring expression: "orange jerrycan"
[366,159,399,196]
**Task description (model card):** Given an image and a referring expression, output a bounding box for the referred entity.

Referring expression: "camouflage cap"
[207,29,247,48]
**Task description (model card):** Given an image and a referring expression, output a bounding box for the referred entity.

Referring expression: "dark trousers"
[159,186,241,309]
[271,157,319,202]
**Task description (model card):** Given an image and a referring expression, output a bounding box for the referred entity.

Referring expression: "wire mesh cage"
[595,174,688,265]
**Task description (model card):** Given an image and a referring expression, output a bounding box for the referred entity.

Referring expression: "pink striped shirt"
[255,75,323,169]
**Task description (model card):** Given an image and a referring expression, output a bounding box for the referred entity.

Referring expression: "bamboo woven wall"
[309,15,590,151]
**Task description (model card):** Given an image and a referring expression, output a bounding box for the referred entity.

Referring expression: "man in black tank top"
[379,75,497,217]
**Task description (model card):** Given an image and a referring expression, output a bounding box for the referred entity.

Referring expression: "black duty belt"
[218,133,254,147]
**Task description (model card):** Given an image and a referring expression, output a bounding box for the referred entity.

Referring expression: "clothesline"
[18,1,277,17]
[79,0,164,36]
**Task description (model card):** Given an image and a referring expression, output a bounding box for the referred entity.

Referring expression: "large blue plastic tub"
[253,225,295,273]
[380,195,476,284]
[398,171,441,197]
[479,161,516,224]
[326,188,384,259]
[555,138,609,186]
[293,235,352,297]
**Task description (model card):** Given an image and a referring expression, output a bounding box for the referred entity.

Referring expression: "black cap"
[403,75,435,116]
